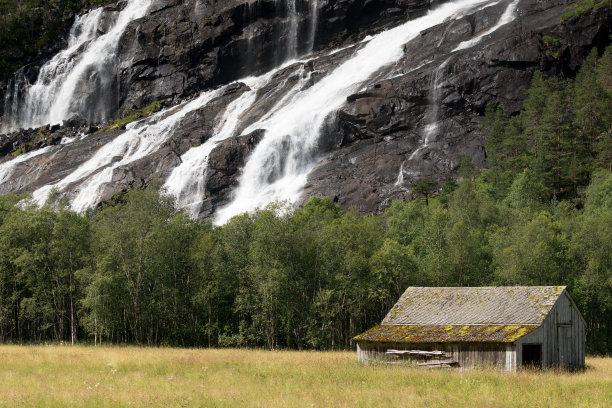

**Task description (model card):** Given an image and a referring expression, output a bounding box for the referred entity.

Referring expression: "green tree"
[412,178,437,206]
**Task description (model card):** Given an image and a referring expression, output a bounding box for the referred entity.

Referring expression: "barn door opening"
[522,344,542,369]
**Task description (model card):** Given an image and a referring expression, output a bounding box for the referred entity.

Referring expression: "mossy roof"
[353,324,540,343]
[382,286,565,326]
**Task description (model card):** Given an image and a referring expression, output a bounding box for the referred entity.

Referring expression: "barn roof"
[353,324,539,343]
[382,286,565,325]
[354,287,567,344]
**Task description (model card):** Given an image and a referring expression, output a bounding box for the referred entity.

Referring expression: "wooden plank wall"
[356,341,515,371]
[514,291,585,370]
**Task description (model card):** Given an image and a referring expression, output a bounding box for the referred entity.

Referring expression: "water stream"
[214,0,498,224]
[0,0,521,223]
[1,1,153,133]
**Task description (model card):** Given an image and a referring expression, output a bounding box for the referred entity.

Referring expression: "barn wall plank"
[356,342,512,370]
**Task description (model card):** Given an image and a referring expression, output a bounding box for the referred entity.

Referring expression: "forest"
[0,45,610,354]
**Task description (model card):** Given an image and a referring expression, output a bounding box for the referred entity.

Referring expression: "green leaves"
[0,1,116,79]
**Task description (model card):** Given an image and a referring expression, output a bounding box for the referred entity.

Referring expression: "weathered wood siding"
[356,341,516,371]
[516,290,585,370]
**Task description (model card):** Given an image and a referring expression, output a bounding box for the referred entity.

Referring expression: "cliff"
[0,0,610,221]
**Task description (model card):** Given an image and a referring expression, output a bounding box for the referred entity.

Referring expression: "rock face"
[305,0,612,213]
[0,0,610,220]
[116,0,451,116]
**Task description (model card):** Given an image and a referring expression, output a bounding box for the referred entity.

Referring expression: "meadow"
[0,346,610,407]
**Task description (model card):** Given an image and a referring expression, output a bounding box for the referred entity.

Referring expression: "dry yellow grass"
[0,346,610,407]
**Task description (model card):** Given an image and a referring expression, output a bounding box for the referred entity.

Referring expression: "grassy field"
[0,346,610,407]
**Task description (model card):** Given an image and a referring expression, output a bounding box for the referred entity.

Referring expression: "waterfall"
[31,88,222,211]
[286,0,299,60]
[395,162,405,187]
[1,68,27,134]
[0,146,54,184]
[308,0,319,52]
[1,0,152,133]
[163,70,283,217]
[0,0,523,221]
[214,0,496,224]
[422,57,451,146]
[454,0,519,51]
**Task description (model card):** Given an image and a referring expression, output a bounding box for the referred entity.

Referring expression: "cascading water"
[163,69,285,217]
[405,0,518,166]
[31,88,222,212]
[214,0,502,224]
[417,57,452,156]
[163,62,315,218]
[0,146,54,184]
[395,162,405,187]
[309,0,319,52]
[454,0,519,51]
[0,0,522,222]
[1,0,152,133]
[285,0,299,60]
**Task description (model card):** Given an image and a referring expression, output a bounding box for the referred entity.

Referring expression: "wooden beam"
[418,360,459,367]
[386,350,447,357]
[386,350,445,356]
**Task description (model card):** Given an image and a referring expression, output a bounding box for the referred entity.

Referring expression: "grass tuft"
[95,101,162,134]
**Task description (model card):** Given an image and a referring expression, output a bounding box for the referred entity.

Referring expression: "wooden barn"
[354,286,585,371]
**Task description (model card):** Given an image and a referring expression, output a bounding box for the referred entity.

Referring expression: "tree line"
[0,46,610,353]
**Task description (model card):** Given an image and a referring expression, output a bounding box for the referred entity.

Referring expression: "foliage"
[0,1,114,79]
[0,47,611,355]
[412,178,437,206]
[95,101,162,133]
[560,0,612,24]
[483,48,612,201]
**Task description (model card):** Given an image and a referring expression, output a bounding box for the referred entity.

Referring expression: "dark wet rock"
[198,129,266,217]
[303,0,612,214]
[114,0,453,117]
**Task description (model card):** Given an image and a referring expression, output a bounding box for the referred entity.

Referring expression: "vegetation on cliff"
[560,0,612,23]
[0,0,113,79]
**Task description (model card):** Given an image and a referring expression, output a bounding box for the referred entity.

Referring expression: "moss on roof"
[353,324,539,343]
[382,286,565,325]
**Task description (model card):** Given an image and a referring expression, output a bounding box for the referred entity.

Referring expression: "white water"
[0,146,54,184]
[214,0,495,224]
[309,0,319,52]
[2,0,152,133]
[286,0,299,60]
[31,88,222,211]
[395,162,405,187]
[0,0,522,220]
[163,69,284,217]
[1,69,27,133]
[454,0,519,51]
[421,57,452,147]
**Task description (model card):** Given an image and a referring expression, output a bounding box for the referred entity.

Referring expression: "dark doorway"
[522,344,542,368]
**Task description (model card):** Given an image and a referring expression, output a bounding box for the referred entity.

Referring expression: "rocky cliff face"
[0,0,610,221]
